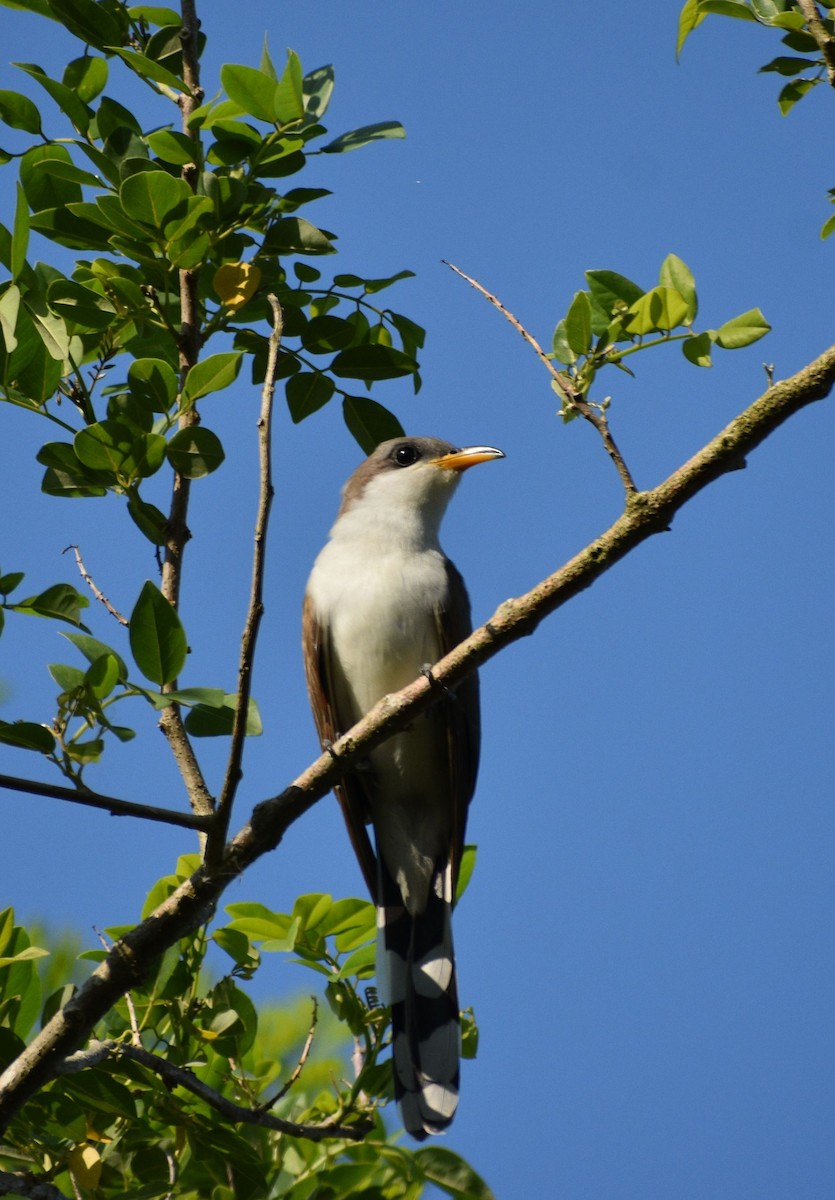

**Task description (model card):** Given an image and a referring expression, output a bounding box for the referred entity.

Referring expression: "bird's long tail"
[377,858,460,1140]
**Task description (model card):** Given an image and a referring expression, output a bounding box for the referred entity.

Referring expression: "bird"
[302,435,504,1139]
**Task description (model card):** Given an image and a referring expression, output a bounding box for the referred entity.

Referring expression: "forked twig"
[443,259,638,495]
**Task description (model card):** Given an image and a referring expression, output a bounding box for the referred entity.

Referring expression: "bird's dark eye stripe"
[393,443,420,467]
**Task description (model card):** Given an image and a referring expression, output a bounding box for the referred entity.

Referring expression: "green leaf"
[38,441,111,498]
[0,721,55,754]
[120,171,190,227]
[0,89,42,134]
[768,10,808,30]
[624,286,690,335]
[180,351,243,407]
[714,307,771,348]
[0,283,20,352]
[221,63,280,122]
[286,371,335,422]
[126,491,168,544]
[455,845,478,902]
[141,686,226,710]
[13,62,92,134]
[19,145,85,213]
[334,942,376,980]
[759,55,821,76]
[47,0,126,49]
[11,183,29,282]
[414,1147,496,1200]
[183,695,262,737]
[128,357,178,412]
[85,653,121,699]
[166,426,226,478]
[682,331,713,367]
[564,290,593,356]
[265,216,336,255]
[47,280,116,332]
[146,128,197,165]
[585,269,645,315]
[13,584,89,629]
[48,662,86,691]
[111,47,187,92]
[225,902,300,945]
[274,49,304,125]
[695,0,757,20]
[74,421,166,480]
[63,633,128,682]
[342,395,405,453]
[129,580,187,686]
[22,293,70,361]
[777,77,818,115]
[0,571,24,596]
[331,344,417,382]
[300,315,356,353]
[658,254,697,324]
[322,121,406,153]
[820,212,835,240]
[677,0,706,58]
[63,54,108,103]
[551,318,576,365]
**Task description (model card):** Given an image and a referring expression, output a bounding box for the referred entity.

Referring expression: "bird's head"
[337,437,504,545]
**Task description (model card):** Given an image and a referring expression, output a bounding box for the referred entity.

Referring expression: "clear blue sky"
[2,3,834,1197]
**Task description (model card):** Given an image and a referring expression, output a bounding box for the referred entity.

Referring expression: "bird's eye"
[393,443,420,467]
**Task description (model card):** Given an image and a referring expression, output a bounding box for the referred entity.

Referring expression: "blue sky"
[1,3,834,1197]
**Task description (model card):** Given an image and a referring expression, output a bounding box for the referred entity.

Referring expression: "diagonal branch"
[1,340,833,1129]
[208,297,284,864]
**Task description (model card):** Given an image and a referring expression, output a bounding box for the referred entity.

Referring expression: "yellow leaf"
[67,1143,102,1189]
[213,261,261,311]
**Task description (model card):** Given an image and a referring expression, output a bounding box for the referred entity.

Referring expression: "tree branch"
[208,297,284,864]
[797,0,835,87]
[57,1039,369,1143]
[443,259,639,495]
[0,773,212,832]
[1,340,833,1129]
[156,0,214,826]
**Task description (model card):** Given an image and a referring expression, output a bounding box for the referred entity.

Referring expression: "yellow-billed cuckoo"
[302,436,503,1139]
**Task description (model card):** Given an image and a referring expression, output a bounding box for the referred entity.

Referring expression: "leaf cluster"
[549,253,769,421]
[0,574,261,785]
[0,869,490,1200]
[678,0,835,235]
[0,3,422,540]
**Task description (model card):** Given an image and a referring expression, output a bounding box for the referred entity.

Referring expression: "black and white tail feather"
[377,856,460,1140]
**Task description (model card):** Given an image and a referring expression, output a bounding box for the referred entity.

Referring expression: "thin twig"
[58,1038,369,1142]
[797,0,835,87]
[0,772,213,832]
[2,340,834,1129]
[208,297,283,863]
[443,259,639,495]
[62,545,128,625]
[260,997,318,1110]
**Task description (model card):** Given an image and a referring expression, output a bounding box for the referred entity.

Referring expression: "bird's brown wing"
[434,557,480,897]
[301,592,379,900]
